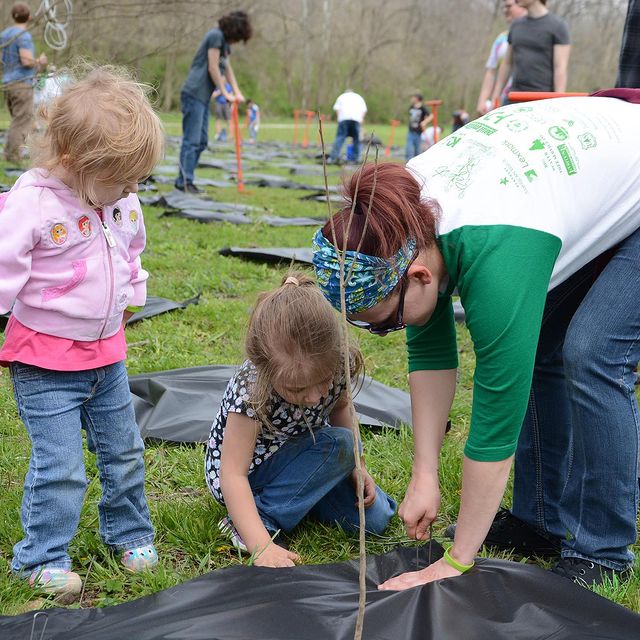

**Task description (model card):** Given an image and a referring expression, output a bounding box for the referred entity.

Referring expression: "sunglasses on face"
[347,277,408,336]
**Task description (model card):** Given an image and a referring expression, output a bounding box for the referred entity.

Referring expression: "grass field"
[0,113,638,618]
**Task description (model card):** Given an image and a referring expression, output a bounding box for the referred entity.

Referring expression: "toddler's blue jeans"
[248,426,396,535]
[10,361,154,574]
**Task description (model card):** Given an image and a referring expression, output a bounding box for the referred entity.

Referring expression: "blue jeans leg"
[513,229,640,571]
[176,92,209,188]
[248,426,356,532]
[10,362,154,574]
[309,476,396,535]
[350,121,361,162]
[405,130,422,161]
[329,121,349,162]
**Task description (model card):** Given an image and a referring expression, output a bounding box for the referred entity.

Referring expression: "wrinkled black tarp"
[127,295,200,325]
[130,365,412,443]
[219,246,314,266]
[2,544,638,639]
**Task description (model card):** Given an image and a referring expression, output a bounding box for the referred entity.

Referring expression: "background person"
[476,0,528,115]
[313,94,640,589]
[246,98,260,143]
[492,0,570,103]
[1,2,47,163]
[406,93,433,161]
[175,10,252,193]
[212,82,233,142]
[327,89,367,165]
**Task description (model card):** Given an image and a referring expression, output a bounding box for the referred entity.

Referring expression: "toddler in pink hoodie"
[0,67,164,601]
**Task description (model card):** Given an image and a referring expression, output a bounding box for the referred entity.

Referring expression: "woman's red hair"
[321,163,439,258]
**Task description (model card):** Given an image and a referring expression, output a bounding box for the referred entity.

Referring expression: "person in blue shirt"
[246,99,260,144]
[1,2,47,163]
[175,11,252,194]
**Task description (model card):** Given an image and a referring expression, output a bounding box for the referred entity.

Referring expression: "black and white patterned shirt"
[205,360,346,504]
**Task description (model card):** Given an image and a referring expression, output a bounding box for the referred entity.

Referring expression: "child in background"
[451,109,469,133]
[205,273,396,568]
[0,67,164,600]
[420,125,443,149]
[246,98,260,144]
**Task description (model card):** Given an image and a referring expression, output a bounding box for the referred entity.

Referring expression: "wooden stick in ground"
[319,116,378,640]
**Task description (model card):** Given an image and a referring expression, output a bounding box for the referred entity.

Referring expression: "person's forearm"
[209,64,228,97]
[225,63,241,96]
[477,69,496,112]
[492,60,511,103]
[451,455,513,565]
[221,474,272,550]
[554,66,568,93]
[409,369,456,478]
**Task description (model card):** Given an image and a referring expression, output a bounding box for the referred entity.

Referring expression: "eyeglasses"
[347,277,408,336]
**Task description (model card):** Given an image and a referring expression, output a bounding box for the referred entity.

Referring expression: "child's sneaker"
[218,516,248,553]
[29,568,82,601]
[121,544,158,572]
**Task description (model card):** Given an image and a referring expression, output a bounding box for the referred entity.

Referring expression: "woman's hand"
[398,472,440,540]
[253,542,299,568]
[350,467,377,507]
[378,558,461,591]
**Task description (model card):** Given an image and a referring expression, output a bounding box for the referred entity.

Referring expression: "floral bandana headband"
[312,228,417,314]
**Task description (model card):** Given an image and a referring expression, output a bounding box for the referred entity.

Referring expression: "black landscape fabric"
[130,365,412,443]
[126,295,200,325]
[219,246,314,266]
[2,544,639,639]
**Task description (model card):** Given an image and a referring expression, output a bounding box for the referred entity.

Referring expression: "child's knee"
[322,426,356,475]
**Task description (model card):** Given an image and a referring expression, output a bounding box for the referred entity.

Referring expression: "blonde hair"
[32,65,164,206]
[246,271,364,433]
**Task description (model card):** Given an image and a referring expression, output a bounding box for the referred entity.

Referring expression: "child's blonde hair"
[32,65,164,206]
[246,271,364,432]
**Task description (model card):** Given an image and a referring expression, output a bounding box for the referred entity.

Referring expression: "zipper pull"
[101,221,116,247]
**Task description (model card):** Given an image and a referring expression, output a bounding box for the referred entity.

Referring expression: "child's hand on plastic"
[378,558,461,591]
[351,468,377,507]
[253,542,299,568]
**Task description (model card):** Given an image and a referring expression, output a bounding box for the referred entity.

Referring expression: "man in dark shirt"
[492,0,570,102]
[617,0,640,88]
[175,11,252,193]
[405,93,433,161]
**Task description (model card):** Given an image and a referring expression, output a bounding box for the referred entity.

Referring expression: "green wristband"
[443,546,475,573]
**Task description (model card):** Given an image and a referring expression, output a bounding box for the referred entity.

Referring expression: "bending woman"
[312,94,640,588]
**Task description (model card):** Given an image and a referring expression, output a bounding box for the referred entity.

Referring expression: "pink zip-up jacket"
[0,169,148,341]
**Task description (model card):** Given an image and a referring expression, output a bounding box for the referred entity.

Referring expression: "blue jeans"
[10,361,154,574]
[512,227,640,571]
[176,91,210,188]
[405,130,422,161]
[329,120,360,163]
[248,426,396,535]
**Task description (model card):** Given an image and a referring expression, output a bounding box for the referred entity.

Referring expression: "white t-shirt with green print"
[405,97,640,462]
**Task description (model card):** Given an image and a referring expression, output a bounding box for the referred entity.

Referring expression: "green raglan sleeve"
[450,225,561,462]
[406,296,459,372]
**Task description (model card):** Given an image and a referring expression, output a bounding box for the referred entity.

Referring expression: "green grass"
[0,114,638,617]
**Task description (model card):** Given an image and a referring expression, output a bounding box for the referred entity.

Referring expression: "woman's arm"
[220,412,299,567]
[491,45,512,104]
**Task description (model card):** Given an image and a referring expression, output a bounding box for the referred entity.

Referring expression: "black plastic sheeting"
[130,365,412,443]
[3,544,638,639]
[127,295,200,325]
[219,246,314,266]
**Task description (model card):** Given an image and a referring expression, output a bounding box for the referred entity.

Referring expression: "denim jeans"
[10,361,154,574]
[248,426,396,535]
[405,130,423,161]
[329,120,361,163]
[512,226,640,571]
[176,91,210,188]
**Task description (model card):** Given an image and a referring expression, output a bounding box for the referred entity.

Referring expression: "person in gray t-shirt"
[176,10,252,193]
[492,0,570,101]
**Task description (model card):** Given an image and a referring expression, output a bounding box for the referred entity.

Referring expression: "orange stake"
[425,99,443,143]
[302,110,314,148]
[231,102,244,193]
[293,109,301,146]
[384,119,401,157]
[508,91,588,102]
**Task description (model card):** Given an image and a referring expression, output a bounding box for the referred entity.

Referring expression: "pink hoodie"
[0,169,148,341]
